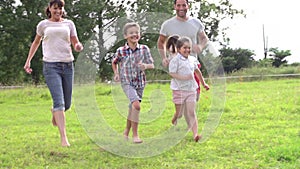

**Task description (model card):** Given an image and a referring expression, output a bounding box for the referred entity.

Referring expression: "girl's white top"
[36,19,77,62]
[169,54,198,91]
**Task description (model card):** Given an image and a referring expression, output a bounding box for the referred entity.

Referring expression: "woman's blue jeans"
[43,62,74,112]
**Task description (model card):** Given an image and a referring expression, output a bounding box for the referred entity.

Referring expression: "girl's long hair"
[166,35,180,54]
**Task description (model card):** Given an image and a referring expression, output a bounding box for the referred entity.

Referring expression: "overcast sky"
[224,0,300,63]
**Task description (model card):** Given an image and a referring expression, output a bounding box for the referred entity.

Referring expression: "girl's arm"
[194,68,210,90]
[169,72,194,81]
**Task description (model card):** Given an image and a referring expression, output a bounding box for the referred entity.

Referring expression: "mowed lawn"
[0,78,299,168]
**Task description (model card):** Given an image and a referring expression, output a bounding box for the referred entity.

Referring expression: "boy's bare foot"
[61,139,70,147]
[61,142,70,147]
[194,135,202,142]
[133,137,143,144]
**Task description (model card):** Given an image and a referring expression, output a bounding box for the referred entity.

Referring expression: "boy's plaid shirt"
[112,43,154,88]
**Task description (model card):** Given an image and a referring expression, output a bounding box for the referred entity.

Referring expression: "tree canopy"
[269,47,291,67]
[219,47,255,73]
[0,0,245,85]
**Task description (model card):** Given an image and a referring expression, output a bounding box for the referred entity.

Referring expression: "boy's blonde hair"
[123,22,140,35]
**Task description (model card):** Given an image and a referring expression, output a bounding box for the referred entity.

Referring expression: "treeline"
[0,0,295,85]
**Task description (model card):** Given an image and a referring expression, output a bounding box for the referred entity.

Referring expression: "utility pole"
[263,24,268,59]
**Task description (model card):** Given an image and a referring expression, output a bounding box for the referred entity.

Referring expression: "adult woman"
[24,0,83,146]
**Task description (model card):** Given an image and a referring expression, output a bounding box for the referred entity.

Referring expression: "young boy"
[112,22,154,143]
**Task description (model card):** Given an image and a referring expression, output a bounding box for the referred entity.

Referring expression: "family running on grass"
[24,0,210,146]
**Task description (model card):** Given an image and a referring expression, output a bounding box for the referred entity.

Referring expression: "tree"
[268,47,291,67]
[0,0,57,85]
[219,47,255,73]
[132,0,244,46]
[65,0,133,81]
[16,0,47,84]
[0,0,23,84]
[0,0,132,84]
[221,57,237,73]
[195,0,245,45]
[132,0,245,76]
[0,0,245,84]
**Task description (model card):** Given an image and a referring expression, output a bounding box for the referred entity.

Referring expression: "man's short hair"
[174,0,189,4]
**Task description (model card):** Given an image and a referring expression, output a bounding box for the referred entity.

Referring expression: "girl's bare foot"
[123,130,129,140]
[171,115,177,125]
[133,137,143,144]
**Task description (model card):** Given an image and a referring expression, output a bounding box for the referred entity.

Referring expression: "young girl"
[166,35,209,101]
[112,22,154,143]
[168,36,209,142]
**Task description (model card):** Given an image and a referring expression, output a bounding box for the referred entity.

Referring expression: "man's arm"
[192,31,209,54]
[157,34,169,67]
[198,31,209,53]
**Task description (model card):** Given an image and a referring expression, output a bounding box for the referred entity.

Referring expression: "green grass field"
[1,78,299,168]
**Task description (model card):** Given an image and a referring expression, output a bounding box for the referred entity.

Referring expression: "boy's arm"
[112,62,118,74]
[145,63,154,69]
[139,49,154,70]
[112,59,120,82]
[139,63,154,70]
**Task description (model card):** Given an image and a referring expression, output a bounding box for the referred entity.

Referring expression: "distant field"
[0,79,299,168]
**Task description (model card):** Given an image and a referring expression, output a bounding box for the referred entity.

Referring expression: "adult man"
[157,0,210,132]
[157,0,209,67]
